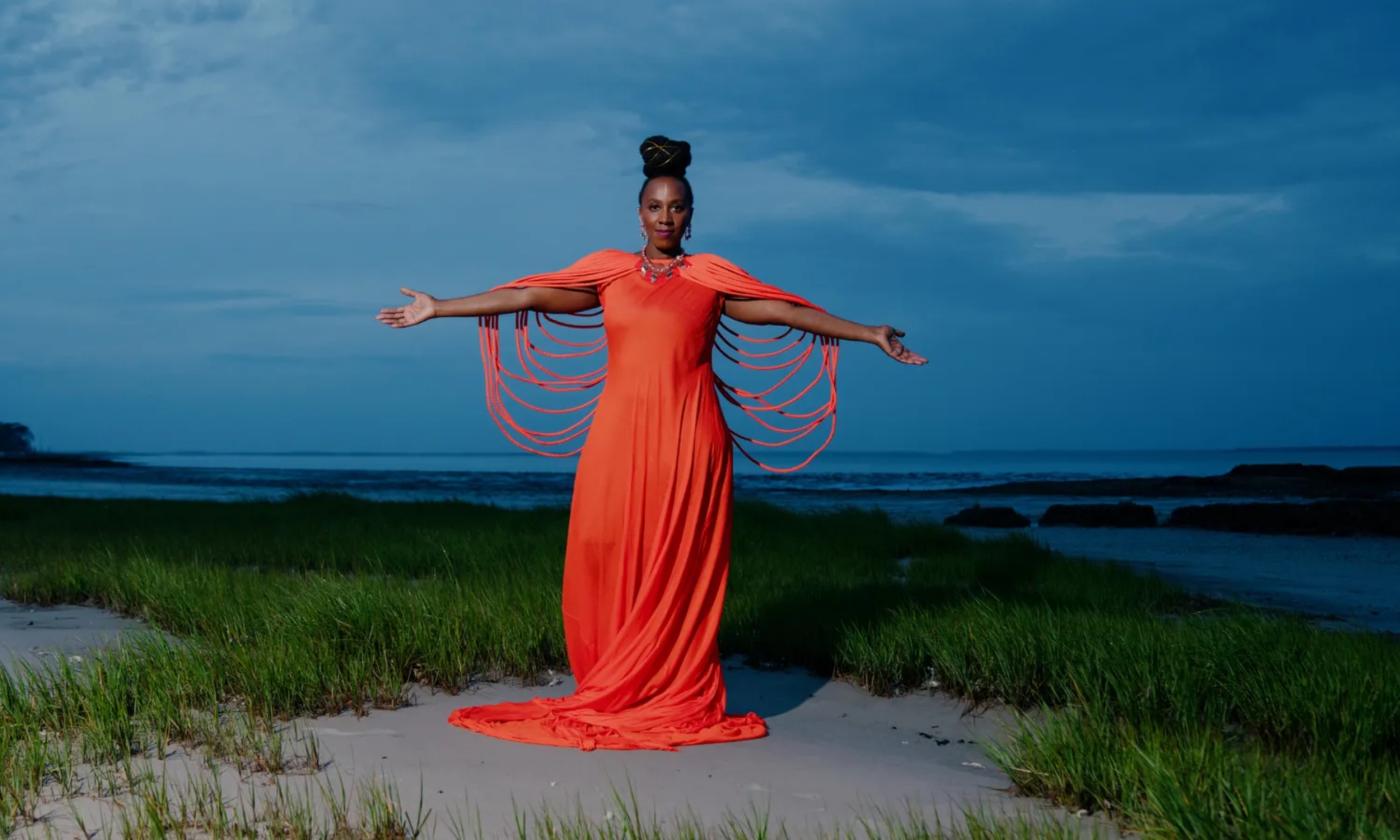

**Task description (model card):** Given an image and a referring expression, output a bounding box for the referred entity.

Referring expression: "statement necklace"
[638,248,687,284]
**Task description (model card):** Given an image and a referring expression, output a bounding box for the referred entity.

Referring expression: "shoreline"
[0,452,130,469]
[8,486,1394,634]
[6,456,1400,496]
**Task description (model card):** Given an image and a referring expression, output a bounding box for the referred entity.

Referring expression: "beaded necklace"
[637,249,687,284]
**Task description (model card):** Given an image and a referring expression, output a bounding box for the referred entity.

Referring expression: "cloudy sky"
[3,0,1397,455]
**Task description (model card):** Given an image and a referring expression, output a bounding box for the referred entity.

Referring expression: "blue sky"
[3,0,1397,455]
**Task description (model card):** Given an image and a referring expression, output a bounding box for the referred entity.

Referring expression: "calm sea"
[3,446,1398,633]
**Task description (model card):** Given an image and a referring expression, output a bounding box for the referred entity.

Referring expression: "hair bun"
[640,135,691,178]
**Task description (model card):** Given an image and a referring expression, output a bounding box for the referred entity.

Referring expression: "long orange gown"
[447,248,839,751]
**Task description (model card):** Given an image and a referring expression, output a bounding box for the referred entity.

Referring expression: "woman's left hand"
[871,325,927,365]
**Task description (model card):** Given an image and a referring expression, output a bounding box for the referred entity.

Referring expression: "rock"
[921,462,1400,499]
[1226,463,1340,479]
[1038,501,1158,528]
[1339,466,1400,485]
[0,451,131,468]
[943,504,1030,528]
[1166,500,1400,536]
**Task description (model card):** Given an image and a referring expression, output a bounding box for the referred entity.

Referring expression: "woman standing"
[377,135,925,751]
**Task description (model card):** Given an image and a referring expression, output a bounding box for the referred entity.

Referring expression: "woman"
[376,135,926,751]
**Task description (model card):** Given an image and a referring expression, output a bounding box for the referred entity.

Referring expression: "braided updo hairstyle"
[638,135,694,206]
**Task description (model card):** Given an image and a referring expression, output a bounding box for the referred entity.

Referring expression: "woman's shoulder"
[563,249,747,276]
[568,248,739,270]
[555,248,638,273]
[573,247,636,262]
[683,252,753,277]
[568,248,735,261]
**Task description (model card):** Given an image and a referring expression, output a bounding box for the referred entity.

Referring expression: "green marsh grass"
[0,492,1396,837]
[13,763,1103,839]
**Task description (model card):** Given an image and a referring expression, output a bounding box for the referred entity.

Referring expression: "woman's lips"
[654,228,674,236]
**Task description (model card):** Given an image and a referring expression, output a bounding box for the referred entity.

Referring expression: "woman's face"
[638,177,692,251]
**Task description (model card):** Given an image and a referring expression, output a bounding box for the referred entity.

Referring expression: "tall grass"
[0,492,1396,837]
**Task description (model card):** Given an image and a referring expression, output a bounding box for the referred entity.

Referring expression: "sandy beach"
[0,598,153,676]
[1,598,1112,837]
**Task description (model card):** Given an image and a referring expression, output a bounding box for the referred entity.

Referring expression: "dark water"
[7,447,1399,506]
[3,447,1398,633]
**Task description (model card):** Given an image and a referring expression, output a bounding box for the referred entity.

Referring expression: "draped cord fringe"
[475,251,840,472]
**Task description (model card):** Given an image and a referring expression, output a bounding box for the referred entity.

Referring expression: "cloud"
[920,190,1289,260]
[2,0,1396,451]
[701,155,1289,260]
[115,288,367,317]
[216,300,367,319]
[0,0,271,131]
[121,288,283,304]
[207,351,407,366]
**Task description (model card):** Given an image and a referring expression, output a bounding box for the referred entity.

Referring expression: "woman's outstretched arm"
[377,286,599,328]
[722,297,927,365]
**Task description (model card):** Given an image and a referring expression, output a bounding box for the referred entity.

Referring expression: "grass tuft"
[0,493,1396,837]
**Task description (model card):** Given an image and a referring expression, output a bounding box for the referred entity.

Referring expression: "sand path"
[1,599,1116,837]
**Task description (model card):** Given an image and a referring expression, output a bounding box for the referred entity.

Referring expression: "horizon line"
[90,444,1400,457]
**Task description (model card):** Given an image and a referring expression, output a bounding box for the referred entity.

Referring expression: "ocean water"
[9,446,1400,504]
[3,447,1398,632]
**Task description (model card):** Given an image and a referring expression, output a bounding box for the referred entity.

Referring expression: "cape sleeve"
[477,249,633,457]
[682,253,840,474]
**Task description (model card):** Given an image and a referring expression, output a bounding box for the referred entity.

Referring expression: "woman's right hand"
[871,325,928,365]
[376,288,438,328]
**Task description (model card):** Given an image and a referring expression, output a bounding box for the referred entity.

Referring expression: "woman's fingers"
[876,325,926,365]
[883,333,927,365]
[376,296,428,328]
[380,289,434,327]
[376,305,411,327]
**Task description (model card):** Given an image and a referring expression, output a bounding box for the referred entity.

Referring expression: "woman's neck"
[642,244,685,260]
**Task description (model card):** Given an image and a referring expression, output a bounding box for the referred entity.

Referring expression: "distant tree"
[1,422,35,456]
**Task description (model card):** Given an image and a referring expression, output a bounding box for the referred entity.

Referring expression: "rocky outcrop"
[943,505,1030,528]
[928,463,1400,500]
[1038,501,1158,528]
[1167,500,1400,536]
[0,452,129,468]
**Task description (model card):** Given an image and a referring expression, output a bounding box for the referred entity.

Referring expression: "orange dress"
[447,248,839,751]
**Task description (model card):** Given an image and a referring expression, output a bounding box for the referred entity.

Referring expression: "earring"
[640,224,647,240]
[684,223,692,240]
